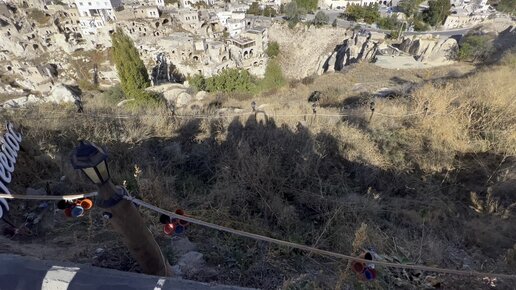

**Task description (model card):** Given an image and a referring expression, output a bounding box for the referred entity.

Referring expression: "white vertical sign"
[0,122,22,218]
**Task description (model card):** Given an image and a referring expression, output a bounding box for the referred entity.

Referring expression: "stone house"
[226,18,245,37]
[242,26,267,54]
[443,13,488,29]
[216,10,246,37]
[244,15,272,28]
[227,3,249,13]
[125,0,165,8]
[172,8,201,30]
[74,0,121,34]
[115,5,160,20]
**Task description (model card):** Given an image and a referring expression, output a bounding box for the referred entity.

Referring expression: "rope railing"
[124,195,516,280]
[2,106,454,121]
[2,191,514,280]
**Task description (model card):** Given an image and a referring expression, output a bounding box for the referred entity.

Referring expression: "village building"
[74,0,121,34]
[115,5,160,20]
[321,0,382,9]
[444,0,493,29]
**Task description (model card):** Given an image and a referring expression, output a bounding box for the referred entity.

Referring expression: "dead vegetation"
[0,54,515,289]
[26,9,51,26]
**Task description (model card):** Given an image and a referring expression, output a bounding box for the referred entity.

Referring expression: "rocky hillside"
[268,24,352,79]
[269,23,465,79]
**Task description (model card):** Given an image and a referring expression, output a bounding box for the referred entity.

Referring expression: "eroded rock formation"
[396,35,458,66]
[322,31,380,73]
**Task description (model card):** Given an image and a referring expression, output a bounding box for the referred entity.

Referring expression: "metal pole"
[97,182,171,276]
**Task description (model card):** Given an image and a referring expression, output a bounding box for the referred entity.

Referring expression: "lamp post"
[71,141,170,276]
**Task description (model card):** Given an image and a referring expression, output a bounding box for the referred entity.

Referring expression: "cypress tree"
[111,28,151,100]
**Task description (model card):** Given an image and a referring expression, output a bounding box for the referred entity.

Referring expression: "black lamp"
[71,141,110,185]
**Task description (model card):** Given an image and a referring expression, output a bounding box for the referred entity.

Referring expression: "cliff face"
[268,24,353,79]
[321,31,380,74]
[397,35,458,66]
[269,24,382,79]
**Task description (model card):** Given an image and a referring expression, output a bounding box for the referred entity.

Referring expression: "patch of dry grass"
[27,9,51,25]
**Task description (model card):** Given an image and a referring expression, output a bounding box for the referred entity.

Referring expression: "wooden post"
[368,101,375,123]
[96,182,171,276]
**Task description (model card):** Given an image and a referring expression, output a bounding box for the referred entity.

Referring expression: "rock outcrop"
[0,83,81,108]
[269,24,354,79]
[322,31,380,73]
[147,83,199,109]
[0,95,42,108]
[47,84,81,104]
[397,35,458,66]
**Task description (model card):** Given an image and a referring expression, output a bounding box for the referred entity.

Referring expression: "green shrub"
[247,2,278,17]
[288,19,298,28]
[458,34,494,62]
[247,2,262,15]
[190,61,286,96]
[264,6,277,17]
[413,16,430,31]
[28,9,50,25]
[377,15,401,30]
[423,0,451,26]
[189,74,207,91]
[398,0,425,17]
[266,41,280,58]
[490,0,515,14]
[132,90,163,107]
[345,4,380,24]
[285,1,299,20]
[258,60,285,92]
[190,69,256,94]
[295,0,318,12]
[101,85,126,105]
[388,30,400,39]
[313,11,329,26]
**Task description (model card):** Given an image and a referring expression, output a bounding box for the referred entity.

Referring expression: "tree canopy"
[247,2,277,16]
[189,61,285,95]
[266,41,280,58]
[295,0,318,12]
[423,0,451,26]
[112,28,158,104]
[399,0,424,17]
[313,11,329,26]
[285,1,299,20]
[190,69,256,93]
[458,34,494,62]
[344,4,380,24]
[489,0,516,14]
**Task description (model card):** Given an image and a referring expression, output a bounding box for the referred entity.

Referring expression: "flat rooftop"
[231,37,254,46]
[246,26,266,34]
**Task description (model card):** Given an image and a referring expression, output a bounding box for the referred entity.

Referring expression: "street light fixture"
[69,140,171,276]
[70,141,110,185]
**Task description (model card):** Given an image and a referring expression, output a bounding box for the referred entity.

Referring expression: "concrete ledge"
[0,254,255,290]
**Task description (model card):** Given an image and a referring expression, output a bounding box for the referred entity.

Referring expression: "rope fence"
[2,106,453,121]
[125,196,516,280]
[2,191,515,280]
